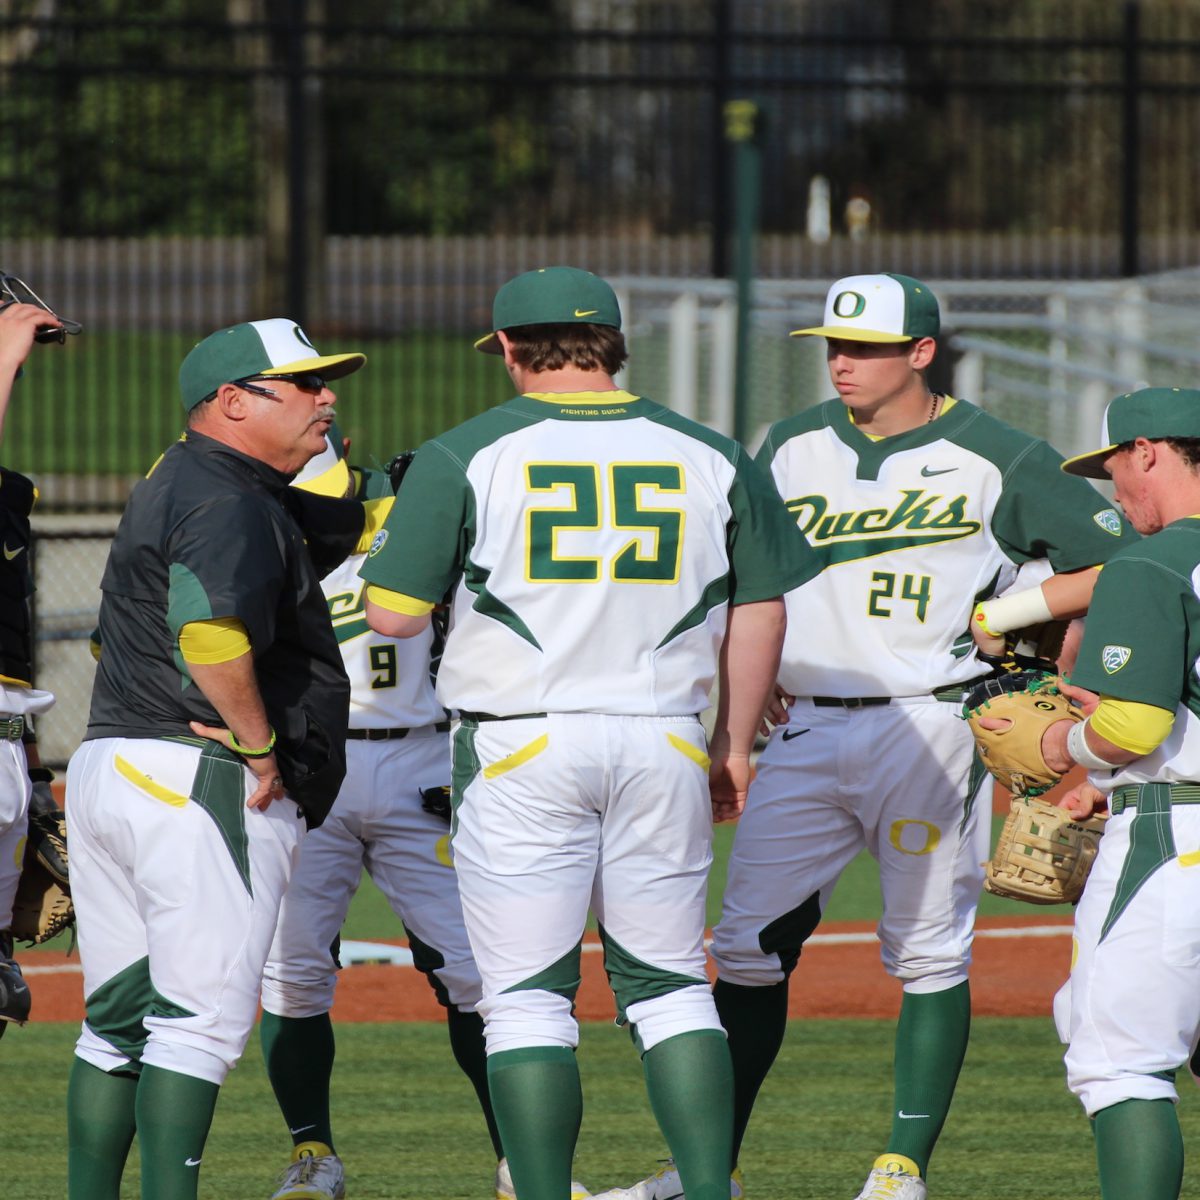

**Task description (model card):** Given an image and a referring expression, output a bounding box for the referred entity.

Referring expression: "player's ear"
[213,382,250,421]
[908,336,937,370]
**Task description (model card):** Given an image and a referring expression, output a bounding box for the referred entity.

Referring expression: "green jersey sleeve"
[1071,550,1190,710]
[357,439,471,603]
[990,439,1138,569]
[727,450,820,604]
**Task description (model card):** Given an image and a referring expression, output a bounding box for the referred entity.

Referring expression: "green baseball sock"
[642,1029,735,1200]
[713,978,789,1164]
[487,1045,582,1200]
[447,1006,505,1158]
[1095,1098,1183,1200]
[885,981,971,1177]
[260,1010,336,1150]
[67,1057,138,1200]
[134,1064,220,1200]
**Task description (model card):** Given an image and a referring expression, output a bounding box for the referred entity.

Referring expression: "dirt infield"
[19,914,1072,1025]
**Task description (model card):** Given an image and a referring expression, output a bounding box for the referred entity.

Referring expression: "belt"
[458,711,547,723]
[811,682,971,709]
[346,720,451,741]
[1110,782,1200,815]
[0,716,24,741]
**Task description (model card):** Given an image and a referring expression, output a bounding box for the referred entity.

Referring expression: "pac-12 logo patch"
[1101,644,1131,674]
[367,529,388,557]
[1094,508,1123,536]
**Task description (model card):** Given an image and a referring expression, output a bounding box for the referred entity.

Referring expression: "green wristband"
[229,727,276,759]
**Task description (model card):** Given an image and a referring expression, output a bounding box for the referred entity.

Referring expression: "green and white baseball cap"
[474,266,622,354]
[179,318,366,411]
[1061,386,1200,478]
[790,273,940,344]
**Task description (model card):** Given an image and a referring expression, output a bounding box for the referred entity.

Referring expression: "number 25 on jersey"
[525,462,685,585]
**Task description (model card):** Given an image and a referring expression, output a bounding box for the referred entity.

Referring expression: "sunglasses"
[234,372,328,398]
[0,272,84,343]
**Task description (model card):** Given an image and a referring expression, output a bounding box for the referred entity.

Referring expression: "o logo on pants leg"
[889,819,940,856]
[435,834,454,869]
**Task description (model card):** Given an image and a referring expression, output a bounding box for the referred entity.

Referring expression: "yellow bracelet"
[972,602,1003,638]
[229,727,277,759]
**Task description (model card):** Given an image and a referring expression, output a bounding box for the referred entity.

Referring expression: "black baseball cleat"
[0,935,31,1034]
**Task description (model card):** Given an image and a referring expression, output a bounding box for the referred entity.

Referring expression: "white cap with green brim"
[1061,386,1200,478]
[790,273,940,344]
[179,318,366,411]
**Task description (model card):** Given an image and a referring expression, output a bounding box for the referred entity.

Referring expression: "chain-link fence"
[3,3,1200,500]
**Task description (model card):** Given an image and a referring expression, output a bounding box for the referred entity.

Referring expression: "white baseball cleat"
[589,1159,745,1200]
[494,1156,592,1200]
[269,1141,346,1200]
[852,1154,927,1200]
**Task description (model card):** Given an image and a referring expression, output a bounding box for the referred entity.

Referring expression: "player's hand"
[1055,780,1108,820]
[970,620,1006,657]
[0,301,58,372]
[188,720,287,809]
[758,683,795,737]
[1057,678,1099,715]
[709,752,752,823]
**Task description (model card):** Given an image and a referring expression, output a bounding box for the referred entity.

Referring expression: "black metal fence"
[1,0,1198,499]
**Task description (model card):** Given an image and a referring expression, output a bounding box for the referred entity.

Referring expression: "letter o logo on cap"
[832,291,867,319]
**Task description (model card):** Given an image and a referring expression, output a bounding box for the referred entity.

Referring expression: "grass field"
[12,1019,1200,1198]
[13,819,1137,1197]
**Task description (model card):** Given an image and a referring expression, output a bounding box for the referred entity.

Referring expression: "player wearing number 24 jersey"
[703,274,1139,1200]
[360,266,816,1200]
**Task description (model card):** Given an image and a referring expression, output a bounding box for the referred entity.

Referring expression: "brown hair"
[502,324,628,375]
[1162,437,1200,469]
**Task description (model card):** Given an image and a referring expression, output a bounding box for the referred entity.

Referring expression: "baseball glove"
[984,795,1106,905]
[963,669,1081,797]
[10,777,74,945]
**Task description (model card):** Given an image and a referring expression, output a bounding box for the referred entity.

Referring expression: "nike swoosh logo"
[289,1124,316,1135]
[781,727,811,741]
[897,1111,930,1119]
[574,309,599,318]
[920,466,956,477]
[3,544,24,560]
[185,1157,203,1166]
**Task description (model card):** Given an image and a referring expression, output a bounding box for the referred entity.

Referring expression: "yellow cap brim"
[292,457,352,498]
[789,326,914,343]
[473,332,502,355]
[1060,444,1120,478]
[261,351,366,380]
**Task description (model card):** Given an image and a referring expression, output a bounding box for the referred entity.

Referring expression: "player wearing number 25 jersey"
[360,266,816,1200]
[706,274,1138,1200]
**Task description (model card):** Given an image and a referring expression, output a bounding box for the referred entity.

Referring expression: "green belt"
[1110,782,1200,815]
[0,716,24,741]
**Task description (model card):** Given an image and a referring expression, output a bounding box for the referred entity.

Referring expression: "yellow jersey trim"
[524,389,638,406]
[355,496,394,553]
[178,618,251,665]
[850,394,958,440]
[1090,696,1175,756]
[365,585,435,616]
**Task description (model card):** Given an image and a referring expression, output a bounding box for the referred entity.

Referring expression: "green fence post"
[725,98,763,446]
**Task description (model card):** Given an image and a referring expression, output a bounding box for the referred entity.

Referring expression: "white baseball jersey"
[758,398,1139,698]
[323,553,446,731]
[360,390,816,716]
